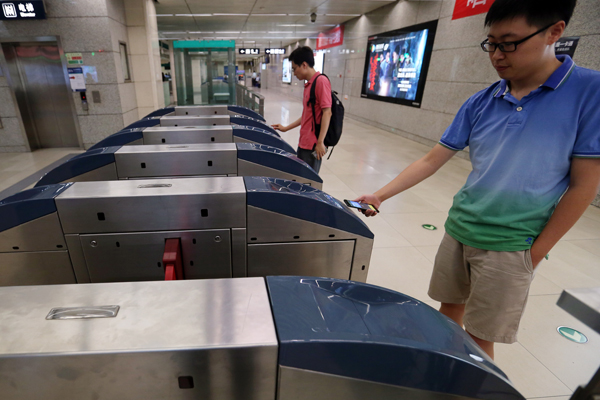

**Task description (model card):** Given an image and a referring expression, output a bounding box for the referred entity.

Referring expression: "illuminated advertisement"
[361,20,437,108]
[314,50,325,74]
[282,57,292,84]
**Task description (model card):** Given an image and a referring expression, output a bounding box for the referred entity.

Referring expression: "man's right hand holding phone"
[354,194,382,217]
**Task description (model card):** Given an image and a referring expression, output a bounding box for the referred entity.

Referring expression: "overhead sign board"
[238,48,260,55]
[317,25,344,50]
[265,48,285,55]
[452,0,495,20]
[555,37,579,58]
[0,1,46,20]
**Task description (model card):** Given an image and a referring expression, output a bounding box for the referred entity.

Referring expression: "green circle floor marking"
[422,224,437,231]
[557,326,588,344]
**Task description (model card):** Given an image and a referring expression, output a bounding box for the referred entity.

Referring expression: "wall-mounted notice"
[66,53,83,65]
[68,67,86,92]
[555,37,579,58]
[317,25,344,50]
[452,0,495,20]
[0,1,46,20]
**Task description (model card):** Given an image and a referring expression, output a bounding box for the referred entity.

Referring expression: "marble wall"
[0,0,165,151]
[267,0,600,205]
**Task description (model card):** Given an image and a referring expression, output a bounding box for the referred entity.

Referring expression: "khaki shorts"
[428,233,536,344]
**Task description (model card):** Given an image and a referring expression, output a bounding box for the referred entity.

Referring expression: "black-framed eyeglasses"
[480,22,557,53]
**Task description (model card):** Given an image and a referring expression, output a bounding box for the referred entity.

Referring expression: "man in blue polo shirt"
[357,0,600,359]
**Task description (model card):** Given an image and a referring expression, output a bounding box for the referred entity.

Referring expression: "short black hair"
[289,46,315,68]
[485,0,577,28]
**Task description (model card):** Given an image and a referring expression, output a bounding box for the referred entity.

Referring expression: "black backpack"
[309,73,344,159]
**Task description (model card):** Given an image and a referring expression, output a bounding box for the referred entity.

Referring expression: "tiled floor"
[0,90,598,399]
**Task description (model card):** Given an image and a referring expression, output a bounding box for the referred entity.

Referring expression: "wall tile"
[0,117,27,147]
[72,84,122,115]
[421,81,488,115]
[130,54,151,82]
[137,106,155,120]
[134,81,154,108]
[45,0,107,18]
[128,26,148,55]
[0,87,18,117]
[109,18,129,54]
[122,107,139,127]
[48,18,112,53]
[427,47,498,84]
[440,0,456,19]
[564,0,600,38]
[79,114,125,146]
[433,15,488,51]
[573,35,600,71]
[107,0,127,25]
[0,145,27,153]
[416,1,443,24]
[123,0,145,26]
[119,82,137,113]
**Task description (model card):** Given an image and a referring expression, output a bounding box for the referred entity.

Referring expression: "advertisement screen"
[282,57,292,84]
[314,50,325,74]
[361,20,437,108]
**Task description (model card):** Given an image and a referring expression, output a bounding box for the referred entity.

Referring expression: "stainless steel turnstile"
[143,105,266,122]
[35,143,322,189]
[0,276,526,400]
[0,177,373,287]
[88,125,296,154]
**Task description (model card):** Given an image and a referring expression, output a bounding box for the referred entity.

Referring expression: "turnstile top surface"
[143,125,233,133]
[116,143,237,154]
[56,176,246,199]
[0,278,277,355]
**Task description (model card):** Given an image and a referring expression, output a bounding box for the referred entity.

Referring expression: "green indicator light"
[422,224,437,231]
[557,326,588,344]
[91,52,95,56]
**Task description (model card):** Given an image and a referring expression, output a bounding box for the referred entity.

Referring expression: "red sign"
[316,25,344,50]
[452,0,495,20]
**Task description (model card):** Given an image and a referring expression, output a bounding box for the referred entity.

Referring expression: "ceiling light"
[287,14,306,16]
[214,31,240,34]
[324,14,361,16]
[278,24,305,26]
[251,14,287,16]
[191,14,211,17]
[156,14,174,17]
[162,31,187,34]
[212,13,249,16]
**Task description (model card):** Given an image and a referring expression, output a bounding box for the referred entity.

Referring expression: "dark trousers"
[296,146,322,174]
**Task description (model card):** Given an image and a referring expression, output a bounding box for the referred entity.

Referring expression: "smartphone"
[344,200,379,213]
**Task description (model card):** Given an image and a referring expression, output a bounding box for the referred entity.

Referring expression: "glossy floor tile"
[1,89,598,400]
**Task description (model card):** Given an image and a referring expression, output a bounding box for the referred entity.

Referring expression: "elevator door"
[3,42,79,149]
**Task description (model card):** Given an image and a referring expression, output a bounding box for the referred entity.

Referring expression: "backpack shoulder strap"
[310,74,324,134]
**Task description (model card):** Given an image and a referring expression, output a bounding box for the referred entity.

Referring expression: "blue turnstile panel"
[88,128,144,151]
[228,105,265,121]
[143,107,175,118]
[0,184,72,232]
[237,143,321,184]
[123,117,161,130]
[35,148,119,187]
[233,126,294,154]
[267,276,525,400]
[244,177,372,239]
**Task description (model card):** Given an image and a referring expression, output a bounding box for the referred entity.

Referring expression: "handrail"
[236,83,265,117]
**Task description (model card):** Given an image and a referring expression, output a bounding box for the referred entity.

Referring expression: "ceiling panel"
[157,0,397,46]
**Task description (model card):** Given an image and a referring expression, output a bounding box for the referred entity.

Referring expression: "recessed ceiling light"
[214,31,241,34]
[324,14,361,16]
[212,13,249,16]
[251,14,287,16]
[278,24,305,26]
[156,14,174,17]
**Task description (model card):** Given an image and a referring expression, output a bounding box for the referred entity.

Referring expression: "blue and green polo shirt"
[439,55,600,251]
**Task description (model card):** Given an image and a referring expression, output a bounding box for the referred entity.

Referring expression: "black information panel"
[0,0,46,20]
[239,48,260,55]
[361,20,438,108]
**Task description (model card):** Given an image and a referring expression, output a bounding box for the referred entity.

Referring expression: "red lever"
[163,238,183,280]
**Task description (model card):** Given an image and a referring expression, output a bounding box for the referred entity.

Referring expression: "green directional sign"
[557,326,588,344]
[422,224,437,231]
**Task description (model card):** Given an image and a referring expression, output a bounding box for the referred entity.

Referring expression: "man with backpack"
[271,46,332,173]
